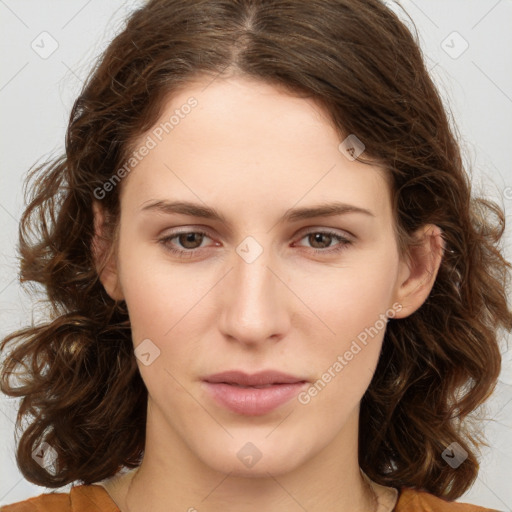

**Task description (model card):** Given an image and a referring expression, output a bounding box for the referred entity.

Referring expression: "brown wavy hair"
[1,0,511,500]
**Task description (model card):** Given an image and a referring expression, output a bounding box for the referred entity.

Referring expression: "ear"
[92,200,124,301]
[392,224,445,319]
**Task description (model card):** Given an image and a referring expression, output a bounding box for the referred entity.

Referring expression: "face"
[94,75,427,479]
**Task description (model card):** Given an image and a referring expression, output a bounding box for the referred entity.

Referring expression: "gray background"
[1,0,511,509]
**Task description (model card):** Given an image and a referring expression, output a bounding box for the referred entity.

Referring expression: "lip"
[202,370,308,416]
[203,370,307,386]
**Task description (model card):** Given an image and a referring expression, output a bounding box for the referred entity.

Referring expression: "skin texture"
[93,75,444,512]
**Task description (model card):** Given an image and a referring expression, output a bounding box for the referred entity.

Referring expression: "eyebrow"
[139,200,375,223]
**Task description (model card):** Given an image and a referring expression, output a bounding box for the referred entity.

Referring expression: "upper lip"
[203,370,308,386]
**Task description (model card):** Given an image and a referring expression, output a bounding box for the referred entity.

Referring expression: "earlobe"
[92,200,124,301]
[393,224,445,319]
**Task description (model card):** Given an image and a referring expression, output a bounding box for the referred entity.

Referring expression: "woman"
[1,1,510,511]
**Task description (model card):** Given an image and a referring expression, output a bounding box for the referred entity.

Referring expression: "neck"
[111,404,378,512]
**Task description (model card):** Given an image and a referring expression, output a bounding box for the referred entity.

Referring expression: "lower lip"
[202,381,308,416]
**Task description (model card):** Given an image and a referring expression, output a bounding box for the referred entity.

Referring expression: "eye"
[294,230,353,254]
[158,228,353,258]
[158,230,214,258]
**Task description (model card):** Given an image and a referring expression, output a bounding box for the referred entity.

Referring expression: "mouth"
[203,369,308,387]
[218,383,294,389]
[202,370,309,416]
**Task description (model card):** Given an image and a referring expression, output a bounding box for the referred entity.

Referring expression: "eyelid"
[158,225,355,258]
[158,225,354,244]
[295,225,355,241]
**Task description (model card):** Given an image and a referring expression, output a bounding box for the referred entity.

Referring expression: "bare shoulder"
[397,488,501,511]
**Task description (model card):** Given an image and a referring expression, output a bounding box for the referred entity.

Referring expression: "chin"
[192,432,314,478]
[205,454,306,479]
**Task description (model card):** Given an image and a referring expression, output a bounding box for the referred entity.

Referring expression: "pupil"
[180,233,203,249]
[311,233,331,248]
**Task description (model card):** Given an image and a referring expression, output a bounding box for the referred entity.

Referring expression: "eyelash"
[158,229,353,258]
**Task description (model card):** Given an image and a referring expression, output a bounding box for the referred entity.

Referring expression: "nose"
[218,241,291,347]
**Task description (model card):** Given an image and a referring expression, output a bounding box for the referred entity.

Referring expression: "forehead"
[121,76,392,225]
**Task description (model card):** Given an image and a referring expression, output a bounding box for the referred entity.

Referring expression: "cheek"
[296,249,399,405]
[303,251,399,340]
[117,244,222,377]
[121,268,179,339]
[117,256,204,399]
[116,232,202,334]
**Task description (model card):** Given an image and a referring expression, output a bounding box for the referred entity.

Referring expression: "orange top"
[0,484,500,511]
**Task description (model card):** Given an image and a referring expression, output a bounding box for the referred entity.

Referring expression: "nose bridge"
[219,236,289,343]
